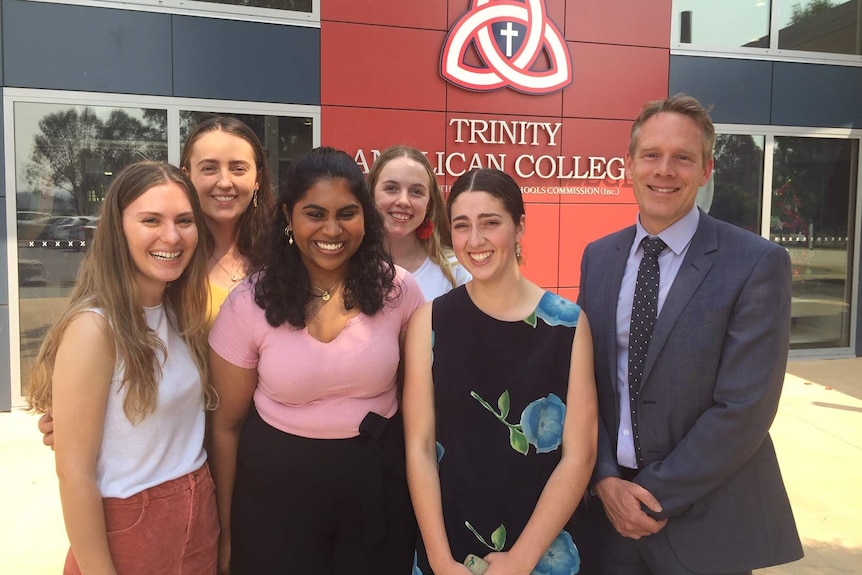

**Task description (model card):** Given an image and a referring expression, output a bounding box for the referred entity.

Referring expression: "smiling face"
[122,181,199,306]
[183,130,259,228]
[449,190,524,281]
[372,156,432,240]
[626,111,713,235]
[287,177,366,285]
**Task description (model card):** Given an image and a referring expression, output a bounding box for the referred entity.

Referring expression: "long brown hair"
[368,145,458,288]
[27,161,215,422]
[180,115,274,266]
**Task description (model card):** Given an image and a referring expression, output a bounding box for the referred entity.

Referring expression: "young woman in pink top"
[208,146,424,575]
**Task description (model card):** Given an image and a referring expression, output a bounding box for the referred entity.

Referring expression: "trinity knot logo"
[441,0,572,95]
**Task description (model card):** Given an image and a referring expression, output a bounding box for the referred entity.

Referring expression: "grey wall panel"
[669,56,773,125]
[172,16,319,104]
[1,95,9,410]
[2,0,172,95]
[0,305,9,411]
[1,99,7,305]
[0,0,5,85]
[772,63,862,129]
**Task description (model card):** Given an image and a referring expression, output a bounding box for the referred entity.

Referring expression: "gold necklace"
[311,281,339,302]
[211,254,245,283]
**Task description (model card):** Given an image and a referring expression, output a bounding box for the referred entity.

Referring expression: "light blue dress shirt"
[614,206,700,469]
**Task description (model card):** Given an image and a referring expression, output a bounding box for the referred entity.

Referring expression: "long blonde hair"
[27,161,215,423]
[368,145,458,288]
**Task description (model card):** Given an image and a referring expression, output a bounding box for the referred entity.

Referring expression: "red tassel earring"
[415,217,434,240]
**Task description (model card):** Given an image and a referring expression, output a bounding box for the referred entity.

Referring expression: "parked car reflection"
[18,259,49,286]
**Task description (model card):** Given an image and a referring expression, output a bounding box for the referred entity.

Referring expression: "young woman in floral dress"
[403,168,599,575]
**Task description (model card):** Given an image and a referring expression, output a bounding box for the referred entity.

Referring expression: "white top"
[412,256,471,301]
[95,305,206,498]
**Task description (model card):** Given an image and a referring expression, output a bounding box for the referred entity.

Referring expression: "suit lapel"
[641,213,718,387]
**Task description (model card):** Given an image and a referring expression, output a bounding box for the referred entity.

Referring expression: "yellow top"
[206,281,231,330]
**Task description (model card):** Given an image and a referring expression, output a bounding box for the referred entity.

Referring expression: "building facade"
[2,0,860,409]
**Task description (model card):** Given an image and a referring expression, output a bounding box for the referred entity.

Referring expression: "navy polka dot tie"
[628,236,666,467]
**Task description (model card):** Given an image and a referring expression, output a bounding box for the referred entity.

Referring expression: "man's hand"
[595,476,667,539]
[38,410,55,449]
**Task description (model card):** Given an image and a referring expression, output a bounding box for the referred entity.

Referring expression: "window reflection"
[771,136,857,349]
[673,0,771,48]
[179,111,314,192]
[708,134,764,233]
[778,0,861,55]
[14,103,168,396]
[193,0,312,13]
[673,0,862,56]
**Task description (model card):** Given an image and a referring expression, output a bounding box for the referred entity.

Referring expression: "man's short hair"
[629,94,716,165]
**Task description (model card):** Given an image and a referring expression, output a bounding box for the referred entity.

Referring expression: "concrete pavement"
[1,357,860,574]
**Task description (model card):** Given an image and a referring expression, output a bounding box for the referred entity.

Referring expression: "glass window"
[771,136,857,349]
[778,0,861,55]
[194,0,312,12]
[708,134,765,233]
[672,0,862,58]
[673,0,771,49]
[179,111,314,191]
[14,102,168,396]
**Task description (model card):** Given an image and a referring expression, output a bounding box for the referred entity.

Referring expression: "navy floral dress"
[414,286,598,575]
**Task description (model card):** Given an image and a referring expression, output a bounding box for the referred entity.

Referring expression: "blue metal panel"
[669,55,773,125]
[2,0,173,95]
[772,63,862,129]
[172,16,320,104]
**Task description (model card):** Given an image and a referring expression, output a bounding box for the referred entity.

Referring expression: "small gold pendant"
[321,292,331,301]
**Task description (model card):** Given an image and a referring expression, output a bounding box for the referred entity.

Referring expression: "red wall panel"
[565,0,672,48]
[321,22,448,110]
[562,43,668,120]
[522,203,560,289]
[558,118,633,205]
[558,203,639,287]
[322,107,447,159]
[324,0,449,30]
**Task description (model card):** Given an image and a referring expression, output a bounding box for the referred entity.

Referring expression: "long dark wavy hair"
[254,146,397,328]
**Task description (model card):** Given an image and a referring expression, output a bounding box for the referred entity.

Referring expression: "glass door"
[771,136,857,350]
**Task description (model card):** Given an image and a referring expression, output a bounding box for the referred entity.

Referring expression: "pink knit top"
[209,267,424,439]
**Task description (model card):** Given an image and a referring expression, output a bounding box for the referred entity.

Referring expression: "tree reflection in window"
[24,107,167,217]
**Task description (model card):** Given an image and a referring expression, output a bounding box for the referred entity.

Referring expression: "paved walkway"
[1,357,860,574]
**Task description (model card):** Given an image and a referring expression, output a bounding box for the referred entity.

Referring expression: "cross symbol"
[499,22,519,57]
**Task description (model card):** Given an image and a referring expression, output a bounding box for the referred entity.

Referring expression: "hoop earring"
[284,225,294,245]
[253,189,259,209]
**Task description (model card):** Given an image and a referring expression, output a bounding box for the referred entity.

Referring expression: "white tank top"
[94,305,206,498]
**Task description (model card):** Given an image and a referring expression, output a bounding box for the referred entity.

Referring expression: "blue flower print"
[532,530,580,575]
[519,393,566,453]
[534,293,580,328]
[412,551,423,575]
[436,441,445,463]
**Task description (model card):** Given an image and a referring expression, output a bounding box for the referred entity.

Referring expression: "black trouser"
[230,409,417,575]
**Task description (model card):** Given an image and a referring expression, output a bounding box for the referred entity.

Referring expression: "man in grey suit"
[577,94,803,575]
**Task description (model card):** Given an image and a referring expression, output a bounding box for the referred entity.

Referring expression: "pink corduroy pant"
[63,462,218,575]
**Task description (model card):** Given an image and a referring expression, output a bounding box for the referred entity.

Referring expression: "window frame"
[24,0,320,27]
[3,87,321,407]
